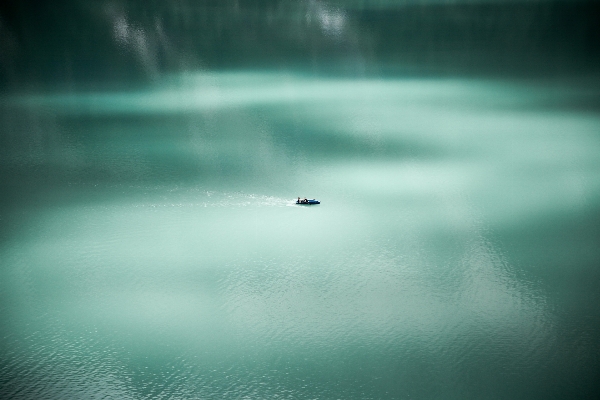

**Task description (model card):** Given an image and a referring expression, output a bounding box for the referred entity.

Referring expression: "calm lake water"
[1,1,600,399]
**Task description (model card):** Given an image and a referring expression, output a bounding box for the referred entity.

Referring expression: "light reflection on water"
[9,72,586,115]
[0,195,555,398]
[1,72,599,398]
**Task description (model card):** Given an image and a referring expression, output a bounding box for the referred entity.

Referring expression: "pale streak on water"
[1,72,599,398]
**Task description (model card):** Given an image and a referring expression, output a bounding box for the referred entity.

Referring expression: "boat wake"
[129,190,294,209]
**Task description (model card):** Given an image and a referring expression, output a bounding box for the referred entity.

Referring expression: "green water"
[1,1,600,399]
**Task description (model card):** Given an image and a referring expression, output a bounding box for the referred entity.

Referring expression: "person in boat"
[303,198,308,204]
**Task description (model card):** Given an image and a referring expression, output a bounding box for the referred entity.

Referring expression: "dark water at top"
[1,1,600,399]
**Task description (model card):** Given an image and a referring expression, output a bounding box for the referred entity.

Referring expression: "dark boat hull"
[296,199,320,205]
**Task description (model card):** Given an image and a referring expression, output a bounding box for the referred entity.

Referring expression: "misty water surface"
[1,1,599,399]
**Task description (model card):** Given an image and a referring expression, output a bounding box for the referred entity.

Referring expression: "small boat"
[296,199,320,205]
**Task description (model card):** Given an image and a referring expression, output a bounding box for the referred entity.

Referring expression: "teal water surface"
[1,1,600,399]
[2,71,600,399]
